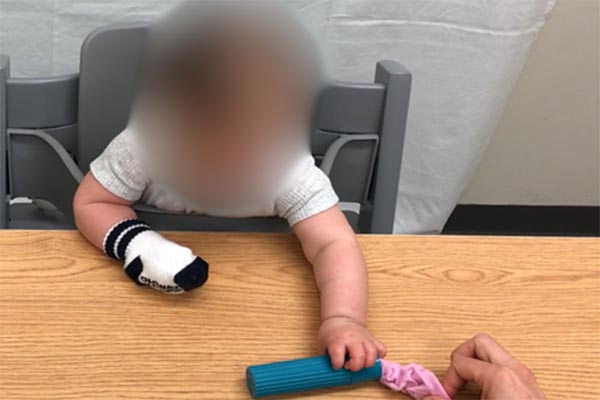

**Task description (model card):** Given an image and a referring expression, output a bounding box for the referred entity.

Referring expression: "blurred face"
[138,28,314,205]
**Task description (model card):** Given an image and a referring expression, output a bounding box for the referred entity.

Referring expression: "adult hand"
[425,333,546,400]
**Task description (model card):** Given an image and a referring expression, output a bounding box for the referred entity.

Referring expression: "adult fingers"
[451,333,521,369]
[441,361,466,399]
[443,354,496,397]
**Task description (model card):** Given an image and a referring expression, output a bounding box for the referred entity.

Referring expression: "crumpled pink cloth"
[379,359,451,400]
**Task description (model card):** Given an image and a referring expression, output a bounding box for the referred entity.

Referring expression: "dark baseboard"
[442,205,599,237]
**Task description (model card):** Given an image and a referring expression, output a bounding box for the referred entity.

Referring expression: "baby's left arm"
[293,205,387,371]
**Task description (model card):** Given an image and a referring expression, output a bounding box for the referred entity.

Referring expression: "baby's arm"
[73,172,136,249]
[293,205,386,371]
[73,172,209,293]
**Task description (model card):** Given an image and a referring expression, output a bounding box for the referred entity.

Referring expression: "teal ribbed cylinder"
[246,355,382,398]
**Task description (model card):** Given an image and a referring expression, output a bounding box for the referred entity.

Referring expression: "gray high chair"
[0,24,411,233]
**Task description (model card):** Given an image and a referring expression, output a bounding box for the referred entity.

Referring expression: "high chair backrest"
[1,24,411,233]
[77,25,148,171]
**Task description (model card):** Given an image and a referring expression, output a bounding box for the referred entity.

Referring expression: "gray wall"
[460,0,599,206]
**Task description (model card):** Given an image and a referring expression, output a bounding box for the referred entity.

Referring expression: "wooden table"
[0,231,598,399]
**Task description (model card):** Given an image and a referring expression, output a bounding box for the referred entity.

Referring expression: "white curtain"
[0,0,556,233]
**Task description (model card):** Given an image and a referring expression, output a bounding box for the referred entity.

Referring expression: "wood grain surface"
[0,230,598,400]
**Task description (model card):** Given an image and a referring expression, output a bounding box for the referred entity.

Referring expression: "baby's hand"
[124,230,208,293]
[318,316,387,371]
[104,219,209,294]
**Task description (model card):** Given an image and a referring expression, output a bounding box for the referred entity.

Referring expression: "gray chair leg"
[0,55,10,228]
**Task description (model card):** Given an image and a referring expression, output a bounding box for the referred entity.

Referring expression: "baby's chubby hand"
[318,316,387,371]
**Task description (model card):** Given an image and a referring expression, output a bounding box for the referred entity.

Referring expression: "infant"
[73,1,386,372]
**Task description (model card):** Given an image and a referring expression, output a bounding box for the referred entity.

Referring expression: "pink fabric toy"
[379,359,451,400]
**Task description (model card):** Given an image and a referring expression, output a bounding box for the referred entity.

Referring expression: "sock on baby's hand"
[103,219,209,294]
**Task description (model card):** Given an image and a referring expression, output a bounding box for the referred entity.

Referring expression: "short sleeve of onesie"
[89,128,149,201]
[275,156,339,226]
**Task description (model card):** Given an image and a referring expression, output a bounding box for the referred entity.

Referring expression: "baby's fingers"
[374,340,387,358]
[364,341,378,368]
[327,342,346,370]
[344,341,366,371]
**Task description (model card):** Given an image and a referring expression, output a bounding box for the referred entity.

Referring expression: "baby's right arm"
[73,172,137,250]
[73,172,209,294]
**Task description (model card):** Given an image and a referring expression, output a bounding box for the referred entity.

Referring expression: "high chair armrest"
[320,133,379,177]
[7,128,84,224]
[320,133,379,207]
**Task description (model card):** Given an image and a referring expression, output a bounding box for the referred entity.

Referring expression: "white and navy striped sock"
[103,219,209,293]
[103,219,151,261]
